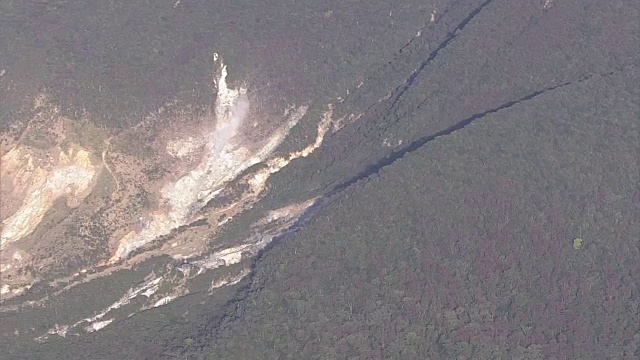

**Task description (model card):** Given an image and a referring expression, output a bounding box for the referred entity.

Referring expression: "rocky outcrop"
[0,54,341,311]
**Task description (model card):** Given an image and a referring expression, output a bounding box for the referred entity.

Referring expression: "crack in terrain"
[328,78,591,197]
[339,0,491,122]
[194,43,638,355]
[195,73,599,352]
[323,62,638,200]
[190,60,635,357]
[383,0,494,120]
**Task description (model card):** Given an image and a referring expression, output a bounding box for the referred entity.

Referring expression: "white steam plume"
[212,92,249,154]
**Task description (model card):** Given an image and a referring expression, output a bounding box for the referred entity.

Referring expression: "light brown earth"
[0,55,340,301]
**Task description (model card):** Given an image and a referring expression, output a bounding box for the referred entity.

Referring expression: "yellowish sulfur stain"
[1,146,98,250]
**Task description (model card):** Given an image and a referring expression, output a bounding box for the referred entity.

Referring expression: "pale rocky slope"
[0,54,341,330]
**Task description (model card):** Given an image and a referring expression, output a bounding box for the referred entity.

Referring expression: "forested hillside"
[1,0,637,359]
[201,69,639,359]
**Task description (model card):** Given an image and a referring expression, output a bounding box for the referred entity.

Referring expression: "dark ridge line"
[191,63,640,350]
[338,0,486,114]
[384,0,494,119]
[193,71,603,352]
[335,61,640,201]
[191,49,636,355]
[327,78,585,198]
[197,77,580,347]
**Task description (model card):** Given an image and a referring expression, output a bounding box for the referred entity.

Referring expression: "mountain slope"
[202,64,639,360]
[1,0,638,359]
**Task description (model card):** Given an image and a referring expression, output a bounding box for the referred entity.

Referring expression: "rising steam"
[110,55,308,262]
[211,92,249,154]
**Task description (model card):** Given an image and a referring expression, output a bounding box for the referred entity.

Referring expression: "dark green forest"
[1,0,638,359]
[200,71,639,359]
